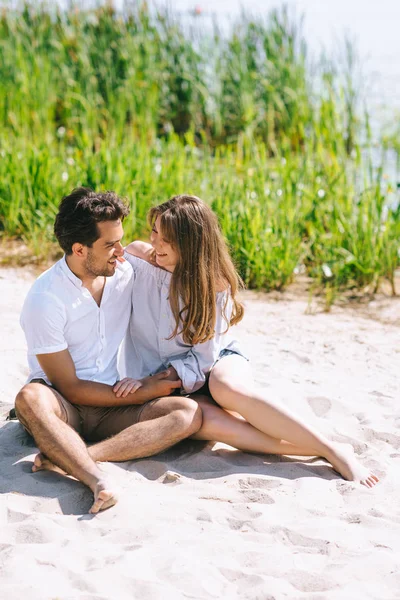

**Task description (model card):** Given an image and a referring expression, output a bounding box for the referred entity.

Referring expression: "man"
[14,188,202,514]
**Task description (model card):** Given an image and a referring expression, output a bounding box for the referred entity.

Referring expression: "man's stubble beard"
[84,250,113,278]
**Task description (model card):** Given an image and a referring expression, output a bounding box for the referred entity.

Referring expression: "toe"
[89,500,102,514]
[32,454,44,472]
[89,490,118,514]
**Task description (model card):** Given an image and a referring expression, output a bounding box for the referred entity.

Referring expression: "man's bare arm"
[37,350,181,407]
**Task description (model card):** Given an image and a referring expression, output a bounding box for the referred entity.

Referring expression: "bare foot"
[32,453,67,475]
[33,455,118,513]
[89,480,119,514]
[326,444,379,488]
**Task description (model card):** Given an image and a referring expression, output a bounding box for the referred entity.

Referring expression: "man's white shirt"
[20,256,133,385]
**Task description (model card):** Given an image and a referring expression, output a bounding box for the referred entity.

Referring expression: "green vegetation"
[0,1,398,300]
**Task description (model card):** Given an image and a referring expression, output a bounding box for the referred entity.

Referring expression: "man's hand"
[161,366,179,381]
[140,369,182,397]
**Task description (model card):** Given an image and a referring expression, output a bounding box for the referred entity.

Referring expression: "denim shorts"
[191,348,247,398]
[213,348,244,366]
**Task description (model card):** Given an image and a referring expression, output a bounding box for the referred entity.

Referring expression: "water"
[11,0,400,112]
[164,0,400,111]
[152,0,400,187]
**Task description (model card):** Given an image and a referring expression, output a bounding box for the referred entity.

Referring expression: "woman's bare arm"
[125,241,154,264]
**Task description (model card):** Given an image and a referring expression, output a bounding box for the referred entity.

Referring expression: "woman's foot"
[325,443,379,487]
[32,452,67,475]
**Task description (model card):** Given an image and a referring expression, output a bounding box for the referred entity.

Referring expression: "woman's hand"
[113,378,143,398]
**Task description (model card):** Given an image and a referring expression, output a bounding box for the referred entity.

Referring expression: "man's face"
[84,220,124,277]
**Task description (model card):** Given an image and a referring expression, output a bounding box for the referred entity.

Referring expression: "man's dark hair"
[54,187,130,254]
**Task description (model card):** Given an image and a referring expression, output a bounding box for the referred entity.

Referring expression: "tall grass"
[0,1,398,297]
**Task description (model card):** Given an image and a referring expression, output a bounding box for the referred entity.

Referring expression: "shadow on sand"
[0,419,341,516]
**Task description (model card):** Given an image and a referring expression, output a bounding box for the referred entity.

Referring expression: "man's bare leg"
[27,394,201,485]
[15,383,117,513]
[88,397,202,462]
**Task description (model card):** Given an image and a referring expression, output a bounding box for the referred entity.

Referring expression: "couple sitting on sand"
[14,188,378,514]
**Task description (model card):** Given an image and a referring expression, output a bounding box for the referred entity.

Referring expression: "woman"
[116,194,378,487]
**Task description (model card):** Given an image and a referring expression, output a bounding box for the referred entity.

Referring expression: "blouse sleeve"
[168,291,234,393]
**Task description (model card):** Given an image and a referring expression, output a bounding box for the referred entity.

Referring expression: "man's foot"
[34,454,118,513]
[326,443,379,488]
[32,452,67,475]
[89,480,119,514]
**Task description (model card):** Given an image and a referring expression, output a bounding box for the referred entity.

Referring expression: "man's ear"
[71,242,86,258]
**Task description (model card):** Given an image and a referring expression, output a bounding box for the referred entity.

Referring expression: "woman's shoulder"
[215,278,231,297]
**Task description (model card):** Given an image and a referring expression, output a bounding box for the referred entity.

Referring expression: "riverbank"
[1,266,399,599]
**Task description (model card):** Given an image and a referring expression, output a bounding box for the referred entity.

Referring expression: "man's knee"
[15,383,57,420]
[169,397,203,436]
[15,384,40,416]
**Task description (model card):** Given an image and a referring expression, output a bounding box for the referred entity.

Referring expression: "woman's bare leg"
[191,396,320,456]
[208,356,379,487]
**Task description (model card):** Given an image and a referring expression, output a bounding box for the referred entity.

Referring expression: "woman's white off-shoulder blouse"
[118,253,245,393]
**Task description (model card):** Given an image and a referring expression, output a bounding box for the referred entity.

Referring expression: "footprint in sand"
[239,489,275,505]
[196,509,212,523]
[373,431,400,450]
[286,571,336,593]
[271,526,332,555]
[344,513,363,525]
[368,508,384,518]
[219,568,266,589]
[370,390,393,402]
[238,476,282,491]
[354,412,369,425]
[307,396,332,418]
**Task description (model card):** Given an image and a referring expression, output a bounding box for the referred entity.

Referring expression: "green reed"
[0,1,398,297]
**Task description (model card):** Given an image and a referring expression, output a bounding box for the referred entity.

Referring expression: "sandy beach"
[1,266,399,600]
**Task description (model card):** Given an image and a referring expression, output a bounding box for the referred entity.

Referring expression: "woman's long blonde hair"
[148,195,244,345]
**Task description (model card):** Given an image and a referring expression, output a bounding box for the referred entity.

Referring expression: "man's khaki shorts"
[18,378,159,443]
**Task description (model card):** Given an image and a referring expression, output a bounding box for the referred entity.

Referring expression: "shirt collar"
[59,254,125,292]
[59,255,84,289]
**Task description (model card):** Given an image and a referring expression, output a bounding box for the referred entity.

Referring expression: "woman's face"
[150,215,179,272]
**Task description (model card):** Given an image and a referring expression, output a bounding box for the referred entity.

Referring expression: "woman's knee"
[209,373,250,403]
[194,403,226,439]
